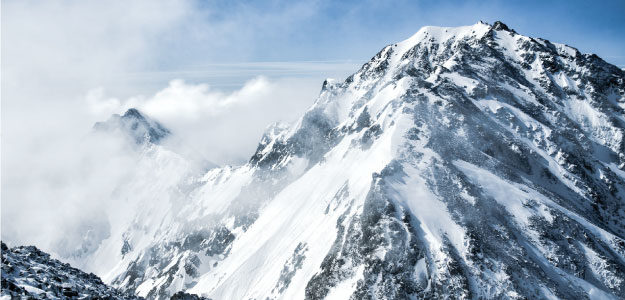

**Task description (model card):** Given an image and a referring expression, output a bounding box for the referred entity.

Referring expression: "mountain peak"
[122,108,144,119]
[94,108,170,145]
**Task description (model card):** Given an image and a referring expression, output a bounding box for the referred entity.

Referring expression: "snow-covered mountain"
[94,108,171,145]
[39,21,625,299]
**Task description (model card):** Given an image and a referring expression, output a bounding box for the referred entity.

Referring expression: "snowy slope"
[76,21,625,299]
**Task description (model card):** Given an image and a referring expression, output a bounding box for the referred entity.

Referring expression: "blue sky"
[107,0,624,93]
[4,0,624,101]
[8,0,621,93]
[156,0,625,69]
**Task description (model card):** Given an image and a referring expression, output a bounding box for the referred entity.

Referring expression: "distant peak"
[122,108,144,119]
[94,108,170,145]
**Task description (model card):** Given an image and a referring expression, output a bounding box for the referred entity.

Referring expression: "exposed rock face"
[1,242,211,299]
[1,242,142,299]
[94,108,171,145]
[170,291,211,300]
[40,21,625,299]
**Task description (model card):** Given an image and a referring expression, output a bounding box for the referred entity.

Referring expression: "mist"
[0,0,339,258]
[92,76,323,164]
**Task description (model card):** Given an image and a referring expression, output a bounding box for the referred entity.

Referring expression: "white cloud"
[86,88,123,116]
[0,0,354,257]
[0,0,197,253]
[89,76,321,164]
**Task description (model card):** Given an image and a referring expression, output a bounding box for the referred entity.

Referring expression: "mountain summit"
[40,21,625,299]
[94,108,171,145]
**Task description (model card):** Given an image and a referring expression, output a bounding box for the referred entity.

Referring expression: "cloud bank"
[0,0,335,257]
[90,76,321,164]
